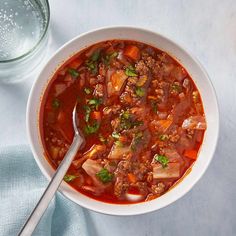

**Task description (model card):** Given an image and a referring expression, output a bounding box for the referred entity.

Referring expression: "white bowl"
[27,26,219,215]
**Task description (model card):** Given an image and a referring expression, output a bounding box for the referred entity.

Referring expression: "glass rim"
[0,0,50,64]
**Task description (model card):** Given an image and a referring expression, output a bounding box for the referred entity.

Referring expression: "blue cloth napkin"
[0,145,88,236]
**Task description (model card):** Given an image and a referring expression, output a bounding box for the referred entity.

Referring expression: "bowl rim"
[26,25,220,216]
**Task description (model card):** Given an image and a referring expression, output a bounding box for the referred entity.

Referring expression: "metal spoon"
[19,103,84,236]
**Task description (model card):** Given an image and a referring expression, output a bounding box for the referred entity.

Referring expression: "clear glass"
[0,0,50,83]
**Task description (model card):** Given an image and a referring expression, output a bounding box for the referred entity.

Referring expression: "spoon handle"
[18,134,83,236]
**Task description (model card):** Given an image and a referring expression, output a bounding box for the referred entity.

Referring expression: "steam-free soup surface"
[40,40,206,203]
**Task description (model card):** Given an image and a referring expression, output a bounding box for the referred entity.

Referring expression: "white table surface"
[0,0,235,235]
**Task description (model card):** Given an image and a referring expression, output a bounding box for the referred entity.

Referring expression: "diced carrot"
[158,120,172,132]
[127,173,137,183]
[124,45,140,60]
[57,111,66,124]
[184,149,198,160]
[69,58,83,69]
[91,111,101,121]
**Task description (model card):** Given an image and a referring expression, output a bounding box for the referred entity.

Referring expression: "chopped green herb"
[84,105,91,122]
[91,50,101,62]
[103,51,118,66]
[112,132,120,140]
[96,168,113,183]
[84,87,92,94]
[52,98,60,109]
[64,174,77,182]
[125,65,138,77]
[86,60,98,75]
[154,154,169,168]
[110,51,118,59]
[88,98,102,110]
[119,110,143,130]
[159,134,169,141]
[68,68,79,79]
[84,122,100,134]
[135,87,145,97]
[85,50,101,75]
[99,134,107,143]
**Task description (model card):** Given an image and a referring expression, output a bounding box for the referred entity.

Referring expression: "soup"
[40,40,206,204]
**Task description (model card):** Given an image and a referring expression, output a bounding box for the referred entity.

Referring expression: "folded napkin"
[0,145,88,236]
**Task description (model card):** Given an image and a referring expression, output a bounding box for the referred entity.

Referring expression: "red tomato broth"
[39,40,206,204]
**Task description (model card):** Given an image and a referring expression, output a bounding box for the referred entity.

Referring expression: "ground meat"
[103,104,121,115]
[151,183,165,194]
[96,74,104,83]
[136,182,148,195]
[120,78,141,106]
[170,134,180,143]
[114,178,129,198]
[93,84,104,97]
[146,172,153,183]
[120,92,132,105]
[135,60,149,75]
[116,160,132,175]
[146,56,156,68]
[98,63,106,77]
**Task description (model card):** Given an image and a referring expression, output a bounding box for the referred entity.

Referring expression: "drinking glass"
[0,0,50,83]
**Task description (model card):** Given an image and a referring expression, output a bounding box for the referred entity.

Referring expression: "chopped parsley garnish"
[154,154,169,168]
[103,51,118,66]
[135,87,145,97]
[52,98,60,109]
[68,68,79,79]
[84,87,92,94]
[112,132,120,140]
[84,122,100,134]
[64,174,77,182]
[84,105,91,122]
[159,134,168,141]
[88,98,102,110]
[110,51,118,59]
[119,110,143,130]
[86,61,98,75]
[96,168,113,183]
[91,50,101,62]
[86,50,101,75]
[125,65,138,77]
